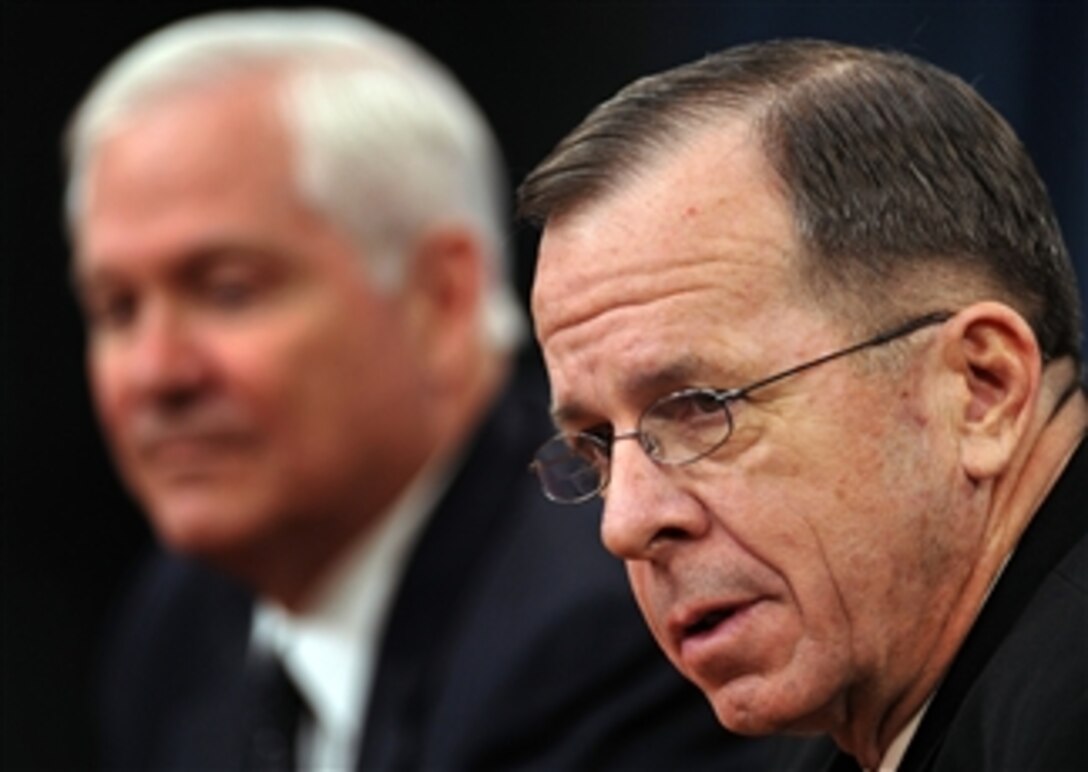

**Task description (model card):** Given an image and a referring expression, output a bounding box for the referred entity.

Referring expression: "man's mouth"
[136,431,250,473]
[669,595,773,681]
[684,607,737,638]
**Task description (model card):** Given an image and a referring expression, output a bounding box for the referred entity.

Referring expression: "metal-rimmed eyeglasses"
[531,310,954,503]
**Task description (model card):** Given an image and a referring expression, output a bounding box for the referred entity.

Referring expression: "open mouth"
[684,607,736,638]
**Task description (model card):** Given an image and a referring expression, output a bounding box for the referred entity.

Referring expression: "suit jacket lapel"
[355,381,542,770]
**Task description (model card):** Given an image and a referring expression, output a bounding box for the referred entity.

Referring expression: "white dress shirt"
[250,455,456,770]
[873,700,929,771]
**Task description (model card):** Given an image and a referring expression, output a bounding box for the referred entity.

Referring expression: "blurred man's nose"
[124,302,210,402]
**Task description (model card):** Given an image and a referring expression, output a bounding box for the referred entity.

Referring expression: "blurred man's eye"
[205,276,258,307]
[83,289,138,332]
[197,262,272,310]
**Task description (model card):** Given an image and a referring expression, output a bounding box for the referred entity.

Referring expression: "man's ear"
[402,225,485,381]
[942,302,1041,481]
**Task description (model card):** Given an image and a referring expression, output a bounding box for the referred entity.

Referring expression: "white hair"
[65,7,525,350]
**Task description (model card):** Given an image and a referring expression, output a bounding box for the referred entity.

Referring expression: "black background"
[3,2,1085,769]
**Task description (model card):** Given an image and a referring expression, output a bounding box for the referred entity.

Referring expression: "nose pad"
[600,440,705,561]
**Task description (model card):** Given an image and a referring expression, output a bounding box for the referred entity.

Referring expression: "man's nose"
[600,439,708,561]
[124,304,209,399]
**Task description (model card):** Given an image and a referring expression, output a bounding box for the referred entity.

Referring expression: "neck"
[251,348,510,612]
[987,374,1086,544]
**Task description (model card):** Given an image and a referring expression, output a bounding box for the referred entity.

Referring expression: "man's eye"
[84,292,137,331]
[654,392,723,423]
[204,276,258,307]
[684,393,726,422]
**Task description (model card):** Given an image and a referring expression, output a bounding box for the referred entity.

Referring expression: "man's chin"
[705,677,824,738]
[146,494,260,560]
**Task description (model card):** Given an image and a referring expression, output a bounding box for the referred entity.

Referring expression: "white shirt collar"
[250,452,457,768]
[874,699,929,771]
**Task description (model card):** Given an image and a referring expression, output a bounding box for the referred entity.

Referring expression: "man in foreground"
[522,39,1086,770]
[65,8,768,769]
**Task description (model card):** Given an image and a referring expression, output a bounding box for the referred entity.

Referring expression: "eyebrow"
[72,241,288,290]
[550,353,727,429]
[174,245,287,282]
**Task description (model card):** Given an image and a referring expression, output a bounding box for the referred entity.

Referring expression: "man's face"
[73,81,432,571]
[532,126,974,737]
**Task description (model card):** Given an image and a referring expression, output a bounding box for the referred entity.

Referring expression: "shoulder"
[98,550,253,740]
[105,548,252,657]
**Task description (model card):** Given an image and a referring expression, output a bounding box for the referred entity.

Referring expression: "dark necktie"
[241,654,307,771]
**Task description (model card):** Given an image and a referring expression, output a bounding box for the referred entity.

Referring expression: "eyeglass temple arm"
[722,310,955,401]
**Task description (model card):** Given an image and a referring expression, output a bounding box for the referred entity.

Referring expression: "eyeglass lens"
[534,389,734,503]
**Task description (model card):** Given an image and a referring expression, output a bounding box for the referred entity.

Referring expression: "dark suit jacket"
[98,368,781,770]
[798,437,1088,772]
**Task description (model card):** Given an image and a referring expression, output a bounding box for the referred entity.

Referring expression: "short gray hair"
[519,39,1080,366]
[66,7,525,350]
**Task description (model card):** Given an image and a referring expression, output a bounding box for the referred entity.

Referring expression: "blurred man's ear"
[403,225,486,382]
[943,302,1041,481]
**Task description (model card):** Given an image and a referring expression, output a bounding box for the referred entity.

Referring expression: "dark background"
[3,2,1085,769]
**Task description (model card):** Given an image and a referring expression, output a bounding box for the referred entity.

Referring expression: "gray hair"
[519,39,1081,366]
[66,7,525,350]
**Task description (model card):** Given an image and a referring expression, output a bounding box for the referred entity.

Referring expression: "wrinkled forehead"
[531,125,810,419]
[532,124,800,340]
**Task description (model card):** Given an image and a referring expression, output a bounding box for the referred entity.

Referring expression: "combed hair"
[66,7,525,350]
[519,38,1081,366]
